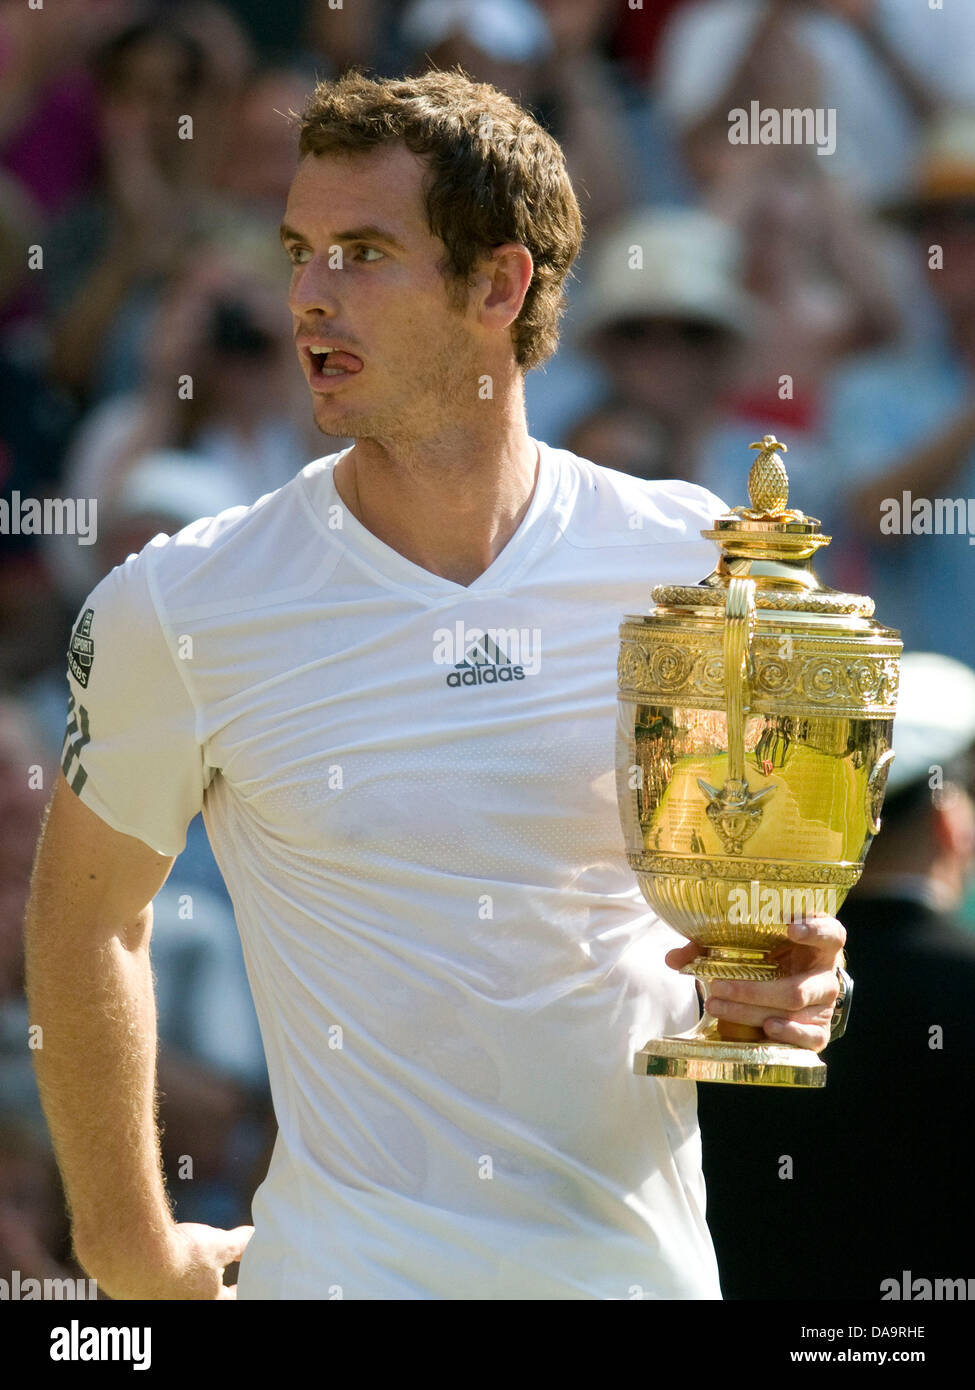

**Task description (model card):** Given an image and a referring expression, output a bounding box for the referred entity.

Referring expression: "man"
[24,69,844,1300]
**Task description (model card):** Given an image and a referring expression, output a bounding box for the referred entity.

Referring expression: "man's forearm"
[24,894,176,1281]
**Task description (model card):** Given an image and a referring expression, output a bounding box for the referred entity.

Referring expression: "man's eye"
[354,246,384,262]
[287,246,311,265]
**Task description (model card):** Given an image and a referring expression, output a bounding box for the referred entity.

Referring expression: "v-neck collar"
[304,439,564,603]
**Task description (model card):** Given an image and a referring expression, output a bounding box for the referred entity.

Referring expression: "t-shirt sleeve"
[60,545,208,857]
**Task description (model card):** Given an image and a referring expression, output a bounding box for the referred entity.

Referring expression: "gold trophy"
[617,436,901,1086]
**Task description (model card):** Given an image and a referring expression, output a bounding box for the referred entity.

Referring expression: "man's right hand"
[78,1221,255,1301]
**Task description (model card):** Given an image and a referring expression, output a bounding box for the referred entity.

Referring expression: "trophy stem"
[681,945,783,981]
[681,949,783,1043]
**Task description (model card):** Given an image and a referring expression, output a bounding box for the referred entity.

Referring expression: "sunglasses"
[605,318,732,348]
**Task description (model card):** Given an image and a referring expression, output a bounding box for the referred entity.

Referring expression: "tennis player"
[25,70,845,1300]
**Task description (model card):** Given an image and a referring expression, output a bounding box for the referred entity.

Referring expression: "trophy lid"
[653,435,877,617]
[703,434,829,560]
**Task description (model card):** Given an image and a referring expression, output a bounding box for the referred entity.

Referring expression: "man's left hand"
[665,916,847,1053]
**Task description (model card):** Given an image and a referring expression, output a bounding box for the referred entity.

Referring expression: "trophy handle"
[724,576,756,783]
[716,576,765,1044]
[695,578,773,861]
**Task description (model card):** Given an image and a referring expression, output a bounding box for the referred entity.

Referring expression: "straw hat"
[574,207,757,347]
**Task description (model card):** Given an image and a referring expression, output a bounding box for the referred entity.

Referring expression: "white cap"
[886,652,975,795]
[401,0,553,64]
[575,207,757,346]
[111,452,241,530]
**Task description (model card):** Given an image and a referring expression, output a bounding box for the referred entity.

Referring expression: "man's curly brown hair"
[293,68,584,371]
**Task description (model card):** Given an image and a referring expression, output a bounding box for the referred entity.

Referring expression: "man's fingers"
[670,916,845,1049]
[783,915,846,958]
[217,1225,255,1267]
[218,1283,238,1300]
[761,1016,831,1054]
[705,992,834,1051]
[707,969,839,1013]
[664,942,700,971]
[706,993,833,1027]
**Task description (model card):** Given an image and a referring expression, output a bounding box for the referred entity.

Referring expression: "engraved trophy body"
[616,437,901,1086]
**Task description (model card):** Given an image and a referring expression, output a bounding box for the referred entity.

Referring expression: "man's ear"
[473,243,534,333]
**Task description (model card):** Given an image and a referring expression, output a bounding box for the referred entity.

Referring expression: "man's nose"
[288,254,342,316]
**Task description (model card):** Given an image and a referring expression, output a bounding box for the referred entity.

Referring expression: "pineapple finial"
[747,435,789,515]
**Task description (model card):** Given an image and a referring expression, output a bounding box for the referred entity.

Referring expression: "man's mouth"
[305,346,364,378]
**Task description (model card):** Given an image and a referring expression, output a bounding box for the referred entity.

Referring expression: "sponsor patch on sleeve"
[68,608,95,688]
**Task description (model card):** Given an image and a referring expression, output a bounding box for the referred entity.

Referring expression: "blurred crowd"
[1,0,974,1297]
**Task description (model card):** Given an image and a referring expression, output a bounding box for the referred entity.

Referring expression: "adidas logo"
[432,622,542,689]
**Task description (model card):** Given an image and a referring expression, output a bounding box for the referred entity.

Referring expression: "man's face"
[282,144,485,444]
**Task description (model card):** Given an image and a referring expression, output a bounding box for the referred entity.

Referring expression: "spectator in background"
[0,173,76,688]
[709,146,900,417]
[541,173,897,507]
[213,65,311,217]
[48,228,323,610]
[400,0,554,107]
[43,14,242,403]
[0,0,133,351]
[91,449,240,579]
[165,0,256,189]
[0,1119,80,1292]
[565,404,668,482]
[533,207,753,487]
[306,0,389,77]
[0,0,132,218]
[653,0,975,206]
[150,875,271,1229]
[612,0,686,88]
[0,697,50,1135]
[823,111,975,668]
[699,653,975,1299]
[0,697,73,1289]
[531,0,646,232]
[692,143,900,521]
[399,0,640,236]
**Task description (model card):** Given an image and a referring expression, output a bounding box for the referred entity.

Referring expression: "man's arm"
[24,771,252,1299]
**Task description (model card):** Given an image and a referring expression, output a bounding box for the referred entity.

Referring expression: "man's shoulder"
[545,442,729,548]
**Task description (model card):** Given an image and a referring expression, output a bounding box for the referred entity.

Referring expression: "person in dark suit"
[698,652,975,1300]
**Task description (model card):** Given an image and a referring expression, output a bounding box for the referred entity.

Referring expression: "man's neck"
[333,400,540,587]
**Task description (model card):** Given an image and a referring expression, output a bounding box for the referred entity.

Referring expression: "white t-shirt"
[61,440,727,1300]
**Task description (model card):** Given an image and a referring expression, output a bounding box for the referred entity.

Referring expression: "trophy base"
[634,1015,826,1088]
